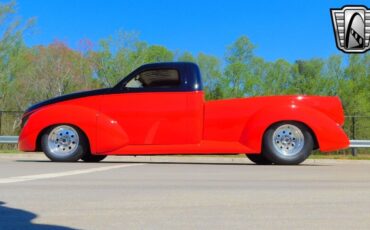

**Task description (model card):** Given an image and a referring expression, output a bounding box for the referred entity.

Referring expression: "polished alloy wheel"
[47,125,79,156]
[272,124,304,157]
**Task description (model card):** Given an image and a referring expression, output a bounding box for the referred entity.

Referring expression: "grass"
[0,149,22,154]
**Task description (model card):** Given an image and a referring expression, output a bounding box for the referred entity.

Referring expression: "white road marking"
[0,164,145,184]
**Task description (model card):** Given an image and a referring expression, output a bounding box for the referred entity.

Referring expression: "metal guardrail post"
[351,116,357,156]
[0,111,2,136]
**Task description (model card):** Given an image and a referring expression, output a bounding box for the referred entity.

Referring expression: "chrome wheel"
[272,124,304,157]
[47,125,79,157]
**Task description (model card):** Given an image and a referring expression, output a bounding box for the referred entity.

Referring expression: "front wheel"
[262,122,314,165]
[41,125,88,162]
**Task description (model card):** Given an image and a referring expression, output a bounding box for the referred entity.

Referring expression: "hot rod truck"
[19,62,349,164]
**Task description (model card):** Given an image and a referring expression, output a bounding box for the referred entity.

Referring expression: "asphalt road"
[0,154,370,230]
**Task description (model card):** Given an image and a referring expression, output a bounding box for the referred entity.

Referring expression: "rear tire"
[262,122,314,165]
[41,125,88,162]
[81,154,107,162]
[246,154,273,165]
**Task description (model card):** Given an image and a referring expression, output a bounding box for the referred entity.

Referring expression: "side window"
[125,69,180,89]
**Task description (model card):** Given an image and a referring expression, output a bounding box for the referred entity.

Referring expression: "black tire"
[41,125,88,162]
[81,154,107,162]
[246,154,273,165]
[262,122,314,165]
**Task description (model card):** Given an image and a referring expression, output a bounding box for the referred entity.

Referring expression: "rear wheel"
[246,154,272,165]
[41,125,88,162]
[262,122,314,165]
[81,154,107,162]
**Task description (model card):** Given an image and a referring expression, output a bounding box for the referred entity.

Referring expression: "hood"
[25,88,111,113]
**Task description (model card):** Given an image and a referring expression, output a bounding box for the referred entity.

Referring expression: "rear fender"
[240,104,349,152]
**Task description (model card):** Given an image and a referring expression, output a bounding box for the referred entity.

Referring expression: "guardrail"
[350,140,370,148]
[0,136,18,144]
[1,136,369,147]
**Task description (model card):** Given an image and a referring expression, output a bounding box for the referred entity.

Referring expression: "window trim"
[126,68,181,89]
[112,62,203,93]
[119,68,185,92]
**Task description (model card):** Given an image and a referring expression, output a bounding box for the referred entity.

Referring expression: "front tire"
[41,125,88,162]
[262,122,314,165]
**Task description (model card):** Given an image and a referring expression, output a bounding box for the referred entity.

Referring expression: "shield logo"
[331,5,370,53]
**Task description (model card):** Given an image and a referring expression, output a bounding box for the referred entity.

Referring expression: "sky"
[16,0,370,62]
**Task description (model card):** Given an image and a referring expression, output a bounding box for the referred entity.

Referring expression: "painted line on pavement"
[0,164,145,184]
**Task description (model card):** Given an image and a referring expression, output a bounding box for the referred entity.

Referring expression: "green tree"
[223,36,257,98]
[261,59,293,95]
[0,1,34,110]
[197,53,223,99]
[92,31,174,87]
[291,58,325,95]
[143,45,173,63]
[177,51,196,62]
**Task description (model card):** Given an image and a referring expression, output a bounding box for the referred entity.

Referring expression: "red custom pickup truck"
[19,62,349,165]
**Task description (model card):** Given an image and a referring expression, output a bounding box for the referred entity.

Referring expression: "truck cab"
[98,63,205,151]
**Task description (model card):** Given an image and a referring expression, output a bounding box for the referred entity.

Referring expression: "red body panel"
[19,92,349,155]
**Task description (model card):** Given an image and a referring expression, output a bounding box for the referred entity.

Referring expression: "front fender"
[240,104,349,152]
[19,104,98,152]
[19,103,130,154]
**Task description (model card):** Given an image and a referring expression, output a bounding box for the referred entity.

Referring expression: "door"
[97,68,202,151]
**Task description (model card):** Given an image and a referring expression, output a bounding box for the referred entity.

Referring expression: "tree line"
[0,1,369,139]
